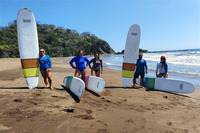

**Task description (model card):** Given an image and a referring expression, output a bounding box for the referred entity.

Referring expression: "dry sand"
[0,57,200,133]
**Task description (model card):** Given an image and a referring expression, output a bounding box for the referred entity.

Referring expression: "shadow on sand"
[0,87,29,89]
[105,86,140,89]
[85,88,100,97]
[60,85,80,103]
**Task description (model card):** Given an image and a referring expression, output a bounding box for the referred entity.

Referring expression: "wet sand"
[0,57,200,133]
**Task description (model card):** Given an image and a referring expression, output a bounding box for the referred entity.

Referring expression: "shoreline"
[0,57,200,133]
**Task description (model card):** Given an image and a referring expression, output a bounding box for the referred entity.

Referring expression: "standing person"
[89,53,103,77]
[39,49,53,89]
[156,56,168,78]
[133,53,148,88]
[69,50,90,83]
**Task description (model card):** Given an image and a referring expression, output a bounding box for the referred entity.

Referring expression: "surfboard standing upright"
[17,8,39,89]
[122,24,141,87]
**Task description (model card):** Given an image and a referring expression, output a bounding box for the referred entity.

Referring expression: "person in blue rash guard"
[69,50,90,83]
[39,49,53,89]
[133,53,148,88]
[156,56,168,78]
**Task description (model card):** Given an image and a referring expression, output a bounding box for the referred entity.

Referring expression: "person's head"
[160,56,166,64]
[138,53,143,59]
[94,53,100,59]
[78,50,83,57]
[40,49,45,56]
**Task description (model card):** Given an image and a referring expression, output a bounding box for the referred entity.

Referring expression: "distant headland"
[115,48,148,54]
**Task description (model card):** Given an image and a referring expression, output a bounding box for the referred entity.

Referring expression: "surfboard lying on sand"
[122,24,141,87]
[17,8,39,89]
[64,76,85,98]
[136,77,195,93]
[85,76,105,92]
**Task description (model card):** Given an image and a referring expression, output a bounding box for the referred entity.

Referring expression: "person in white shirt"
[156,56,168,78]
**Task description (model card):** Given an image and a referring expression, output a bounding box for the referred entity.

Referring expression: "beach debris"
[163,96,168,99]
[63,109,75,113]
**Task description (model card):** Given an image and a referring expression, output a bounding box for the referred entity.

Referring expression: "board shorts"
[159,73,167,76]
[134,72,145,79]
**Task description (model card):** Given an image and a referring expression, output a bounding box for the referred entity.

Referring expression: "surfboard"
[63,76,85,98]
[85,76,105,92]
[136,77,195,93]
[122,24,141,87]
[17,8,39,89]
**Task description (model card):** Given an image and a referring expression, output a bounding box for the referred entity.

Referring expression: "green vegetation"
[0,20,115,58]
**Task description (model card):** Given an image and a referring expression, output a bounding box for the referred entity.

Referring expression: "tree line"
[0,20,115,58]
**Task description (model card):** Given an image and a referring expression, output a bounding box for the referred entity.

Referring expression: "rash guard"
[39,55,52,70]
[89,58,103,72]
[70,56,90,72]
[156,63,168,74]
[135,59,148,73]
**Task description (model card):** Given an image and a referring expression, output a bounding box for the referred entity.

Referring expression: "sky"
[0,0,199,52]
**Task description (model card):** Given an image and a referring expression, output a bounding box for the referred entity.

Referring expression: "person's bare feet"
[50,86,54,90]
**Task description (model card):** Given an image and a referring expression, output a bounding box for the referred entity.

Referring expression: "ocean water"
[99,49,200,87]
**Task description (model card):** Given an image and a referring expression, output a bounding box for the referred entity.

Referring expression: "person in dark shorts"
[133,53,148,88]
[89,53,103,77]
[39,49,53,89]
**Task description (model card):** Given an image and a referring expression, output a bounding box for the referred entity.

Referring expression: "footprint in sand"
[75,114,94,120]
[13,99,22,103]
[97,120,108,126]
[0,125,12,130]
[97,129,110,133]
[86,110,92,114]
[126,119,134,124]
[167,122,173,126]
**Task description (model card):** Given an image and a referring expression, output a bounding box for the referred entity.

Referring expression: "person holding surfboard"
[133,53,148,88]
[39,49,53,89]
[69,50,90,83]
[89,53,103,77]
[156,56,168,78]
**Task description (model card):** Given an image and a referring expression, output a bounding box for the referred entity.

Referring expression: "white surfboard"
[122,24,141,87]
[17,8,39,89]
[64,76,85,98]
[136,77,195,93]
[85,76,105,92]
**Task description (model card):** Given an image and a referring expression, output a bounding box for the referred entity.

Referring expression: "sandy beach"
[0,57,200,133]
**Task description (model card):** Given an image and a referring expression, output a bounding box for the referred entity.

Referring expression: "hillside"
[0,20,115,58]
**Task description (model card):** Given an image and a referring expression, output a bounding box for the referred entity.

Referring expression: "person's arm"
[145,60,148,73]
[156,63,159,75]
[165,64,168,73]
[48,56,52,68]
[69,57,76,69]
[100,59,103,72]
[89,59,93,69]
[85,57,90,67]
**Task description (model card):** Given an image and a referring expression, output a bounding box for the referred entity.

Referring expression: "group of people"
[133,53,168,88]
[38,49,168,89]
[38,49,103,89]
